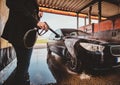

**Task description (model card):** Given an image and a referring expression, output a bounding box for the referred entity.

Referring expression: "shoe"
[12,73,30,85]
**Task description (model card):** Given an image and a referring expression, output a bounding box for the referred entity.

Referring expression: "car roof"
[60,28,77,33]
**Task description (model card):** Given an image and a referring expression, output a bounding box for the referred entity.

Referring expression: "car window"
[61,29,77,36]
[77,30,91,36]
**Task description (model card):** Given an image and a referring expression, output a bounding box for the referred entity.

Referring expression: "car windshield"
[61,29,91,37]
[49,29,91,40]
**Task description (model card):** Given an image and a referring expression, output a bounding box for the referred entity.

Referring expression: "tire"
[64,49,82,73]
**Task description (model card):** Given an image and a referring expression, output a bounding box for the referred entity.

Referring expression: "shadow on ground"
[47,53,120,85]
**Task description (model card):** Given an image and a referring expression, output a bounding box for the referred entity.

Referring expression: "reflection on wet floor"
[3,48,120,85]
[29,48,56,85]
[47,52,120,85]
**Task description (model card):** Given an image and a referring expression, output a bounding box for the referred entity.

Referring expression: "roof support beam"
[88,6,92,24]
[39,7,106,20]
[77,0,98,13]
[98,0,102,22]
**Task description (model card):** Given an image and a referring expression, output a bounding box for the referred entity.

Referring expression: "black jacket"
[1,0,39,46]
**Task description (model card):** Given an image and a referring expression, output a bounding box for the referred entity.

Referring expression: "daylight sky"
[40,12,97,38]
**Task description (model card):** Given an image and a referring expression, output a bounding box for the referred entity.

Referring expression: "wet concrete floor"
[3,46,120,85]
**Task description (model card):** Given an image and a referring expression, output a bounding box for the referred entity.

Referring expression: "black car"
[47,28,120,73]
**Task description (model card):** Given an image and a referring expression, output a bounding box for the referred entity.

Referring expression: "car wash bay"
[1,0,120,85]
[2,45,120,85]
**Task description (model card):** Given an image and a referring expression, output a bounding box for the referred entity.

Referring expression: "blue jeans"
[12,44,33,84]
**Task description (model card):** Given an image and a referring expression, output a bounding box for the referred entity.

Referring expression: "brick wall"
[93,16,120,42]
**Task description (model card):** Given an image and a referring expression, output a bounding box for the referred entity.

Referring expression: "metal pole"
[88,6,92,24]
[98,0,101,23]
[84,17,87,26]
[77,13,79,29]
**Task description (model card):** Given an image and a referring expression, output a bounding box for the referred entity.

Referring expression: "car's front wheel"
[64,50,83,73]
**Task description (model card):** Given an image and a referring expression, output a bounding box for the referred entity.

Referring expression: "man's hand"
[37,21,48,31]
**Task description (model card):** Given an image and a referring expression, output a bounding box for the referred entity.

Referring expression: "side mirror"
[55,35,63,40]
[70,32,77,36]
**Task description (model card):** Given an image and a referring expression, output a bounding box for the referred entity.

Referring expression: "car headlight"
[110,45,120,56]
[80,42,105,52]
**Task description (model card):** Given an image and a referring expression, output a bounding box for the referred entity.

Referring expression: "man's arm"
[6,0,39,27]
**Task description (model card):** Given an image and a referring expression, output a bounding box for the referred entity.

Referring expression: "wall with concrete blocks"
[0,0,16,84]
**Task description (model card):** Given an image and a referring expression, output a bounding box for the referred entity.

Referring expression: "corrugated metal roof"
[38,0,120,18]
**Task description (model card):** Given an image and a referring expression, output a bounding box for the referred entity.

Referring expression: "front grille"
[110,45,120,56]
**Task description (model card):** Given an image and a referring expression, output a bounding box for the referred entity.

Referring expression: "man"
[1,0,48,85]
